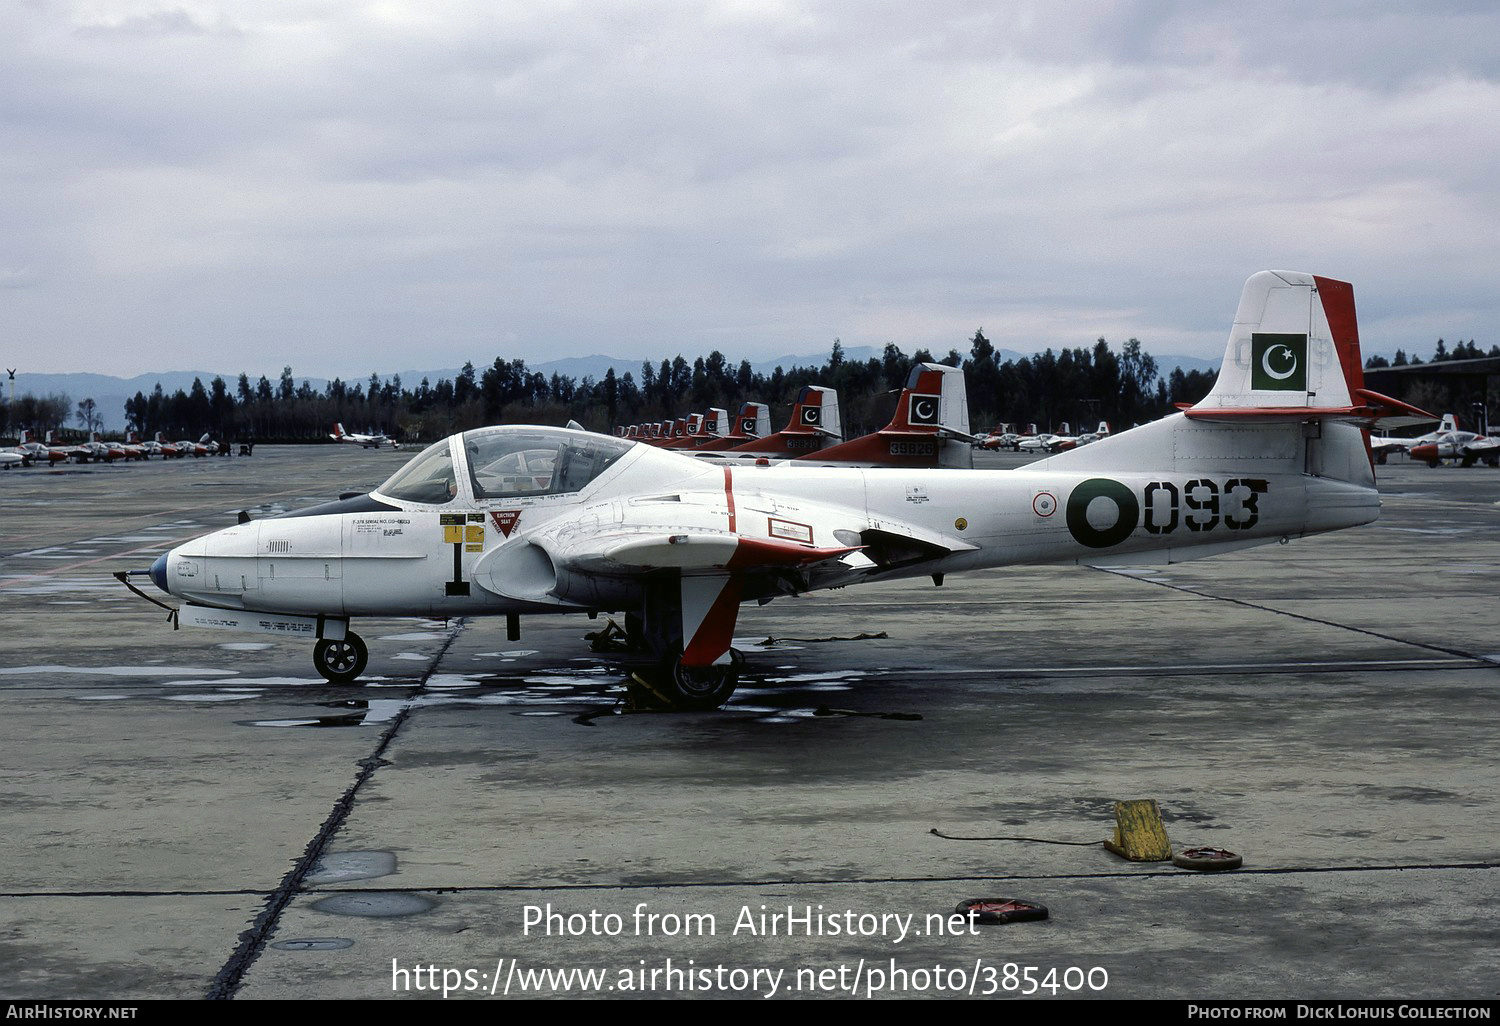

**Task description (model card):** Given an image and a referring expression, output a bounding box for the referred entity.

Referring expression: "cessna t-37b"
[124,271,1423,708]
[332,423,400,450]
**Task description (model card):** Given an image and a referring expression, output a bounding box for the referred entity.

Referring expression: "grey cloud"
[0,1,1495,378]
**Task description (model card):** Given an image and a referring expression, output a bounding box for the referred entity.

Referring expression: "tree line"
[7,333,1487,445]
[105,335,1210,443]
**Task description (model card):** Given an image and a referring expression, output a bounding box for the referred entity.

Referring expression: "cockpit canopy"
[376,427,634,504]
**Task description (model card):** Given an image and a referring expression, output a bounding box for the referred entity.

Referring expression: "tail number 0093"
[1066,477,1269,548]
[1142,478,1267,534]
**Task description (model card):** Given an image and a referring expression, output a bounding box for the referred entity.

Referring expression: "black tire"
[1172,846,1243,871]
[664,654,738,710]
[313,632,368,684]
[954,898,1049,925]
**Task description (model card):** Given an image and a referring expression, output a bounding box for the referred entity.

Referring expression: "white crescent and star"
[1261,344,1298,381]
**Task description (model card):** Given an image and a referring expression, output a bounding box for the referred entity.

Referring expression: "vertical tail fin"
[1039,271,1430,492]
[1193,270,1362,413]
[795,363,973,468]
[883,363,971,437]
[738,402,771,439]
[725,387,840,455]
[660,413,708,449]
[691,402,771,451]
[785,385,842,438]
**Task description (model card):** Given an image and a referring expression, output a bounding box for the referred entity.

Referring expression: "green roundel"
[1065,478,1140,548]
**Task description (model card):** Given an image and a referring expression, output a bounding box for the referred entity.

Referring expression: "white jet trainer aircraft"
[331,423,400,449]
[128,271,1421,708]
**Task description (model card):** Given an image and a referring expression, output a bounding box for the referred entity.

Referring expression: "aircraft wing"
[595,534,861,571]
[1462,436,1500,461]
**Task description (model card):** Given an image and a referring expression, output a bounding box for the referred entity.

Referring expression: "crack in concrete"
[205,619,467,1001]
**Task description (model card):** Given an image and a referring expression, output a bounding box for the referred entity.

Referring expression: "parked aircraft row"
[615,363,977,469]
[125,270,1436,710]
[976,422,1113,454]
[2,431,223,467]
[1369,413,1499,467]
[3,423,405,468]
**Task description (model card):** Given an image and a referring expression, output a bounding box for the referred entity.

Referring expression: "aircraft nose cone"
[149,553,169,594]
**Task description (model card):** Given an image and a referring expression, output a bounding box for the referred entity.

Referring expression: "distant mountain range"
[7,347,1221,432]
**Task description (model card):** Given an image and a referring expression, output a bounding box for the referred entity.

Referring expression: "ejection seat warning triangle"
[490,510,521,537]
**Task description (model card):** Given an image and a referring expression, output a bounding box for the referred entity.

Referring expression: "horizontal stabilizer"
[1185,388,1434,424]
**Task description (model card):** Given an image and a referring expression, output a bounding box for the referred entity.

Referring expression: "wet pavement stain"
[305,851,397,886]
[310,892,435,918]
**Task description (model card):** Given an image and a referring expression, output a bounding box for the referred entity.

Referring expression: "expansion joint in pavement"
[204,618,469,1000]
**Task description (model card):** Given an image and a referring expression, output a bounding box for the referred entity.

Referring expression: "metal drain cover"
[271,937,355,951]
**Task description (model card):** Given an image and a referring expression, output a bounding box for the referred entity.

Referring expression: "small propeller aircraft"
[123,271,1425,708]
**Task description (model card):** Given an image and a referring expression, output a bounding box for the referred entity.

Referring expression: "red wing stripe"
[725,537,861,570]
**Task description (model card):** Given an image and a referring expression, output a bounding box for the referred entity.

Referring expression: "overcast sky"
[4,0,1497,380]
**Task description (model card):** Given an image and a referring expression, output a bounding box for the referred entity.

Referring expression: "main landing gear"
[661,649,741,711]
[637,573,746,710]
[304,567,751,707]
[594,613,742,710]
[313,631,368,684]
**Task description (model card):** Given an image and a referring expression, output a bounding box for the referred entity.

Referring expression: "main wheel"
[665,654,738,710]
[313,632,368,683]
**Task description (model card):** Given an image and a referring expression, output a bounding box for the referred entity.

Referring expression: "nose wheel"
[313,632,368,684]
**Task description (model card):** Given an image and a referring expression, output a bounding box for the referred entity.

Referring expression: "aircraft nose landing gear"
[313,632,368,683]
